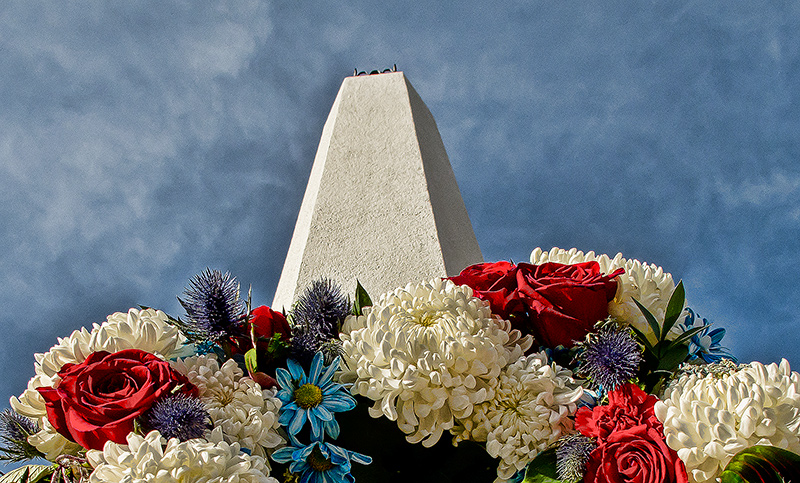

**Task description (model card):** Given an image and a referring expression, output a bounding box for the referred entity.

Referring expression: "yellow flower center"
[294,383,323,409]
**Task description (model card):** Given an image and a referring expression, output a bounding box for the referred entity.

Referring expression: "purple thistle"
[140,394,210,441]
[177,269,245,343]
[0,408,43,462]
[556,434,596,483]
[577,321,642,391]
[293,279,349,336]
[290,279,349,366]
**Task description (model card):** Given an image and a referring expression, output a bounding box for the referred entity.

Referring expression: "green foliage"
[244,347,259,374]
[352,280,372,316]
[0,465,53,483]
[631,281,705,393]
[720,445,800,483]
[522,447,565,483]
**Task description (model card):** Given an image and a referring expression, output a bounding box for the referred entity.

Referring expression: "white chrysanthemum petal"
[170,355,284,456]
[656,360,800,483]
[87,430,278,483]
[11,308,191,458]
[530,246,680,344]
[339,279,524,447]
[455,352,583,481]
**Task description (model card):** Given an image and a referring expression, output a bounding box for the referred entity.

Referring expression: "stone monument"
[272,71,483,310]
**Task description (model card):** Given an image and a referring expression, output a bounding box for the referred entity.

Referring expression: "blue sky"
[1,1,798,412]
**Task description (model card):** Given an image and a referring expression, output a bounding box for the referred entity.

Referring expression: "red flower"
[250,305,291,342]
[37,349,197,451]
[449,261,623,347]
[575,384,688,483]
[228,305,291,355]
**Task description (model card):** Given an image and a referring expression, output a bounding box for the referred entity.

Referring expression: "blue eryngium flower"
[556,434,596,483]
[0,408,42,462]
[276,352,356,440]
[178,269,245,343]
[272,439,371,483]
[678,308,737,363]
[290,279,350,365]
[140,394,210,441]
[577,322,642,392]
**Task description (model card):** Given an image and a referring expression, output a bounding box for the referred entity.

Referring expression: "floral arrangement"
[2,247,799,483]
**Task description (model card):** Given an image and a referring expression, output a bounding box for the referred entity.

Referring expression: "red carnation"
[37,349,197,450]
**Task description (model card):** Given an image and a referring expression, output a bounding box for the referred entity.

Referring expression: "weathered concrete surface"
[272,72,483,310]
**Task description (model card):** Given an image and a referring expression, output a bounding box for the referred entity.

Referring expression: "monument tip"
[353,64,398,77]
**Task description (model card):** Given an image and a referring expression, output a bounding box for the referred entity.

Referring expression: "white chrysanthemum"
[87,428,278,483]
[531,247,681,344]
[10,308,190,459]
[456,352,583,482]
[339,278,529,448]
[654,359,800,483]
[171,355,283,456]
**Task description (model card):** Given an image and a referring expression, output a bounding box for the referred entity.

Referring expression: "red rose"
[250,305,291,341]
[449,260,623,347]
[230,305,291,354]
[575,384,688,483]
[37,349,197,450]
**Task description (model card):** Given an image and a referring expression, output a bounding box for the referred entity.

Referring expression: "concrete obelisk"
[272,71,482,310]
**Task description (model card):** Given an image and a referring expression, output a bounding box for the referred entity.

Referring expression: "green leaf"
[668,325,707,349]
[522,447,564,483]
[661,281,685,341]
[720,445,800,483]
[352,280,372,316]
[244,348,258,374]
[0,465,53,483]
[629,325,655,353]
[632,298,662,342]
[657,343,689,372]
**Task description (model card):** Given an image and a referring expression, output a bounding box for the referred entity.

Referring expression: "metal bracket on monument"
[353,64,397,76]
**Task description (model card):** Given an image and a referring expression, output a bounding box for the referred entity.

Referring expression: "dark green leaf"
[720,445,800,483]
[657,344,689,372]
[352,280,372,316]
[244,348,258,374]
[522,447,564,483]
[0,465,53,483]
[632,298,662,342]
[668,325,707,349]
[661,281,685,341]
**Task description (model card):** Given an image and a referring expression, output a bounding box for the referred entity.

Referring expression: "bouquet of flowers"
[2,247,799,483]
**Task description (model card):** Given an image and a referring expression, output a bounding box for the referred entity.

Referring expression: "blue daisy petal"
[288,407,308,435]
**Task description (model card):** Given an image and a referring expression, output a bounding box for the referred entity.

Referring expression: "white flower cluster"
[530,246,680,344]
[655,359,800,483]
[456,352,583,482]
[9,308,190,459]
[87,429,278,483]
[339,279,532,447]
[170,355,284,457]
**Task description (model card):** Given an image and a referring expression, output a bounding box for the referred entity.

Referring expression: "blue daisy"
[679,308,737,364]
[272,439,371,483]
[276,352,356,440]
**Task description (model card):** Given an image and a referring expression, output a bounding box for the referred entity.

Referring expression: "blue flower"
[576,322,642,391]
[290,279,350,366]
[177,269,245,344]
[678,308,737,364]
[556,434,596,483]
[276,352,356,440]
[140,394,210,441]
[272,439,371,483]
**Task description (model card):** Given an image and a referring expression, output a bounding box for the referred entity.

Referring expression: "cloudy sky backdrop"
[2,1,798,413]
